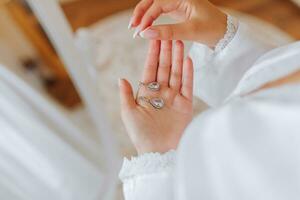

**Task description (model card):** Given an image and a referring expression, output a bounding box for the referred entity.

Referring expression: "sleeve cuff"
[190,19,277,107]
[214,15,239,54]
[119,150,176,182]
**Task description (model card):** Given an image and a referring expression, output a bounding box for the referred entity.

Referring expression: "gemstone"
[150,98,164,109]
[147,82,160,91]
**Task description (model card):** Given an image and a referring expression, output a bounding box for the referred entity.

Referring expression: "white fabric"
[0,66,105,200]
[190,21,278,107]
[119,151,176,200]
[120,18,300,200]
[119,150,176,181]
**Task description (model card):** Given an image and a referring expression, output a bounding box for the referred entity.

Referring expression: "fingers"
[157,40,172,86]
[119,79,136,109]
[130,0,180,37]
[130,0,154,28]
[181,57,194,100]
[169,40,184,91]
[138,4,163,32]
[140,22,194,40]
[142,40,161,83]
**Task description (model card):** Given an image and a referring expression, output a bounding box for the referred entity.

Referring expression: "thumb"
[139,21,196,41]
[118,78,136,109]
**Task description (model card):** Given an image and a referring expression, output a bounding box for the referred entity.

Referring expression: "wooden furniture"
[211,0,300,39]
[62,0,139,30]
[6,0,82,108]
[6,0,68,79]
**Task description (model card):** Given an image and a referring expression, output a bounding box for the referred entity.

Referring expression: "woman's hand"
[129,0,227,47]
[119,40,194,155]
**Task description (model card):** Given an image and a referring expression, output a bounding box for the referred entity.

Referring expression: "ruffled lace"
[215,15,239,53]
[119,150,176,181]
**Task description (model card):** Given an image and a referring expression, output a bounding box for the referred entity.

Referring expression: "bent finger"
[130,0,154,28]
[138,4,163,32]
[138,0,180,32]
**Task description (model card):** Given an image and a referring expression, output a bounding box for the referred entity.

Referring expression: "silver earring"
[139,81,161,91]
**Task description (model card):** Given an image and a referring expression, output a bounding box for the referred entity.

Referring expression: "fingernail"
[118,78,122,86]
[140,28,159,39]
[133,26,141,39]
[128,18,133,29]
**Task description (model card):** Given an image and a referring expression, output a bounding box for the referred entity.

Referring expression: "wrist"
[192,2,228,47]
[209,12,228,47]
[136,141,177,155]
[134,132,181,155]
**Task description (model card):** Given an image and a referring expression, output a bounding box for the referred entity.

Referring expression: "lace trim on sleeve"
[214,15,239,53]
[119,150,176,181]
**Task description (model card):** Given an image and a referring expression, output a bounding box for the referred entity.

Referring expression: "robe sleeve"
[175,96,300,200]
[190,20,277,107]
[119,151,176,200]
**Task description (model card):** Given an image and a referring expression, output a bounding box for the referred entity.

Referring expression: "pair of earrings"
[136,82,164,109]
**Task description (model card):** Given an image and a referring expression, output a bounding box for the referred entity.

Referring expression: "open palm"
[119,40,194,154]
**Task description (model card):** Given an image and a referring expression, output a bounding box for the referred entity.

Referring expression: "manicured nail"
[140,28,159,39]
[118,78,122,86]
[128,18,133,29]
[133,26,141,38]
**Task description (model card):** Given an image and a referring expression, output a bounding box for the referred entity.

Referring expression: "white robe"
[119,21,300,200]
